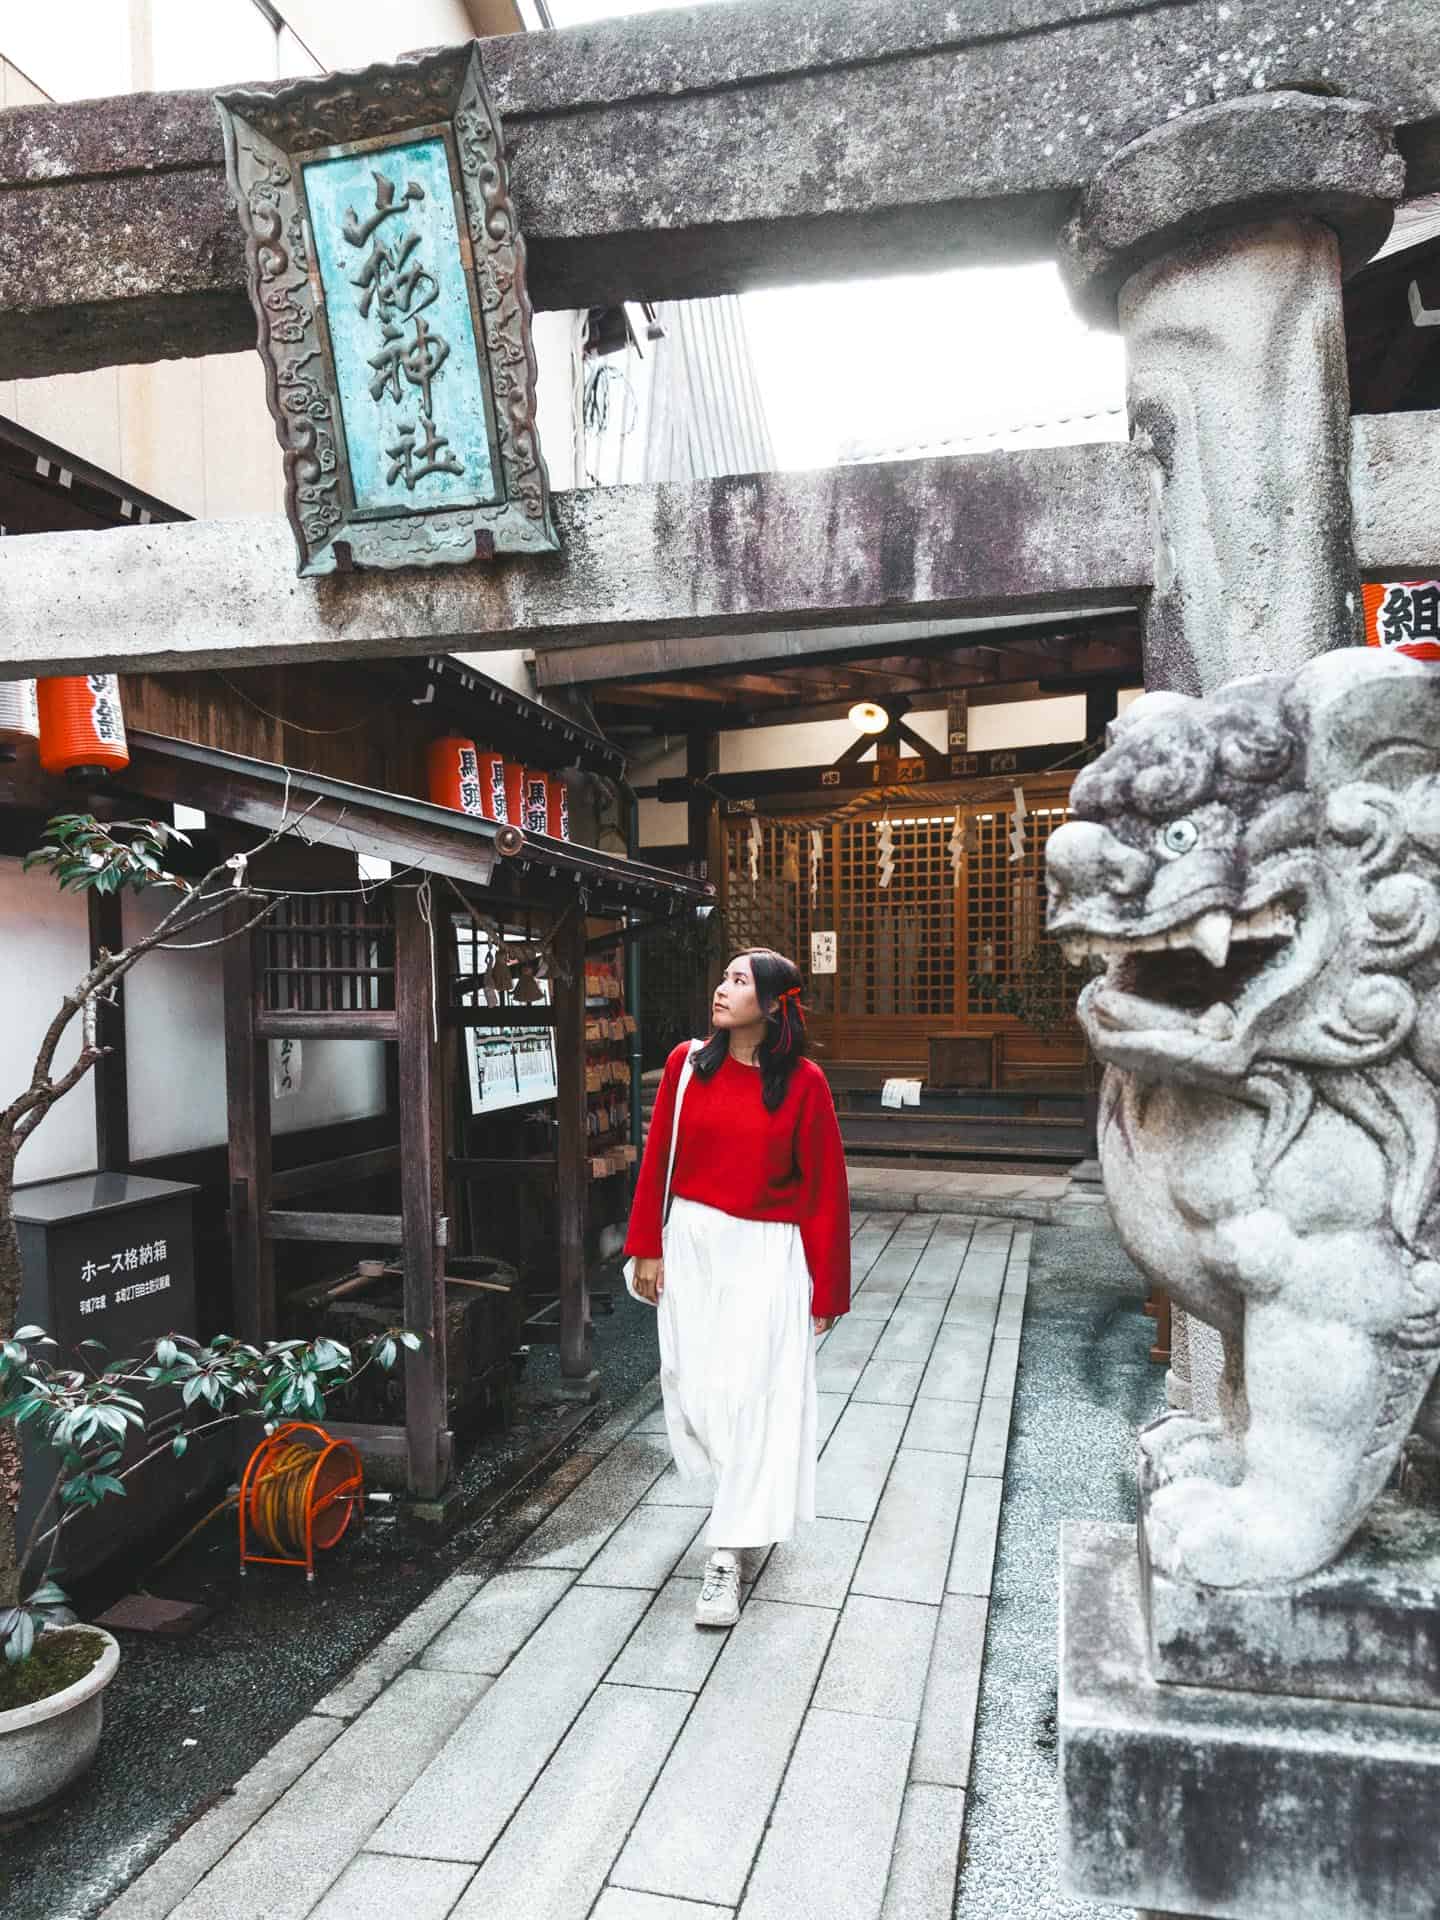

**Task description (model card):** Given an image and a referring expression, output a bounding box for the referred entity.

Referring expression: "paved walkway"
[105,1211,1028,1920]
[847,1166,1106,1228]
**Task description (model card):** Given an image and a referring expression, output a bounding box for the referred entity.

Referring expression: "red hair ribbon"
[775,984,807,1055]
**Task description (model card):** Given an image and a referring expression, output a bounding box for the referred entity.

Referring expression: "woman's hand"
[633,1257,664,1304]
[813,1314,838,1335]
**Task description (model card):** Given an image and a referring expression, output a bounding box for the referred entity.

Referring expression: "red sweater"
[624,1044,851,1319]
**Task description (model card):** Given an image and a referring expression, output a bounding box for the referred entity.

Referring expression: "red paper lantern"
[477,749,508,821]
[521,768,551,836]
[546,774,570,842]
[427,736,484,816]
[501,760,526,830]
[37,675,129,777]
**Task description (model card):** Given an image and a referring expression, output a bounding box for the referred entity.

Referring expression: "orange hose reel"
[238,1422,364,1581]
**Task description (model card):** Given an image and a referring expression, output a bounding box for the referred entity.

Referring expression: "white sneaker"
[695,1552,742,1628]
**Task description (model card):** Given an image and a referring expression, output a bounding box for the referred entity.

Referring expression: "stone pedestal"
[551,1367,602,1404]
[1141,1487,1440,1710]
[1059,1523,1440,1919]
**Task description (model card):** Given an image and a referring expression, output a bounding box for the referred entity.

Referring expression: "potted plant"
[0,812,416,1820]
[0,1319,414,1821]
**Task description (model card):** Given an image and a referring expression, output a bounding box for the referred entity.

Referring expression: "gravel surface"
[955,1223,1165,1918]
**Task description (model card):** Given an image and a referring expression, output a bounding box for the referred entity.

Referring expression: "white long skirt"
[657,1196,818,1549]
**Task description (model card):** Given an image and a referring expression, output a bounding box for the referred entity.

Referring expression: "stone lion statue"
[1046,649,1440,1587]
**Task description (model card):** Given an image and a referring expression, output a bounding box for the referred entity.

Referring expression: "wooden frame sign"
[216,46,558,577]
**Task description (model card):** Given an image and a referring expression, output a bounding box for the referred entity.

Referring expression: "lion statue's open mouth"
[1060,895,1301,1052]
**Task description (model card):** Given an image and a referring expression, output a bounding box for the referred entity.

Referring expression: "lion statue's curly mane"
[1046,649,1440,1587]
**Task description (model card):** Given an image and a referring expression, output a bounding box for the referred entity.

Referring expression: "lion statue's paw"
[1145,1477,1337,1587]
[1139,1411,1243,1489]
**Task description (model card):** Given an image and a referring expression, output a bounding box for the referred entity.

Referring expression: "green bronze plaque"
[216,46,557,577]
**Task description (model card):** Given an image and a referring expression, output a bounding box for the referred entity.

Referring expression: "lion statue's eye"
[1161,819,1200,856]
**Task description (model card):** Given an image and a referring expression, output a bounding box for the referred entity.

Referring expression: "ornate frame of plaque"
[216,46,558,577]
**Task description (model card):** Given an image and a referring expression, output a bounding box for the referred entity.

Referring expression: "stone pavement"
[847,1166,1108,1229]
[104,1211,1028,1920]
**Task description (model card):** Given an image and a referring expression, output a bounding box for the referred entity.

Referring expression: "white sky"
[546,0,1125,468]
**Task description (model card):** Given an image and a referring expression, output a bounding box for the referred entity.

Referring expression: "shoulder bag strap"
[661,1041,702,1226]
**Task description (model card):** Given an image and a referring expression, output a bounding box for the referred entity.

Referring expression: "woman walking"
[624,947,850,1628]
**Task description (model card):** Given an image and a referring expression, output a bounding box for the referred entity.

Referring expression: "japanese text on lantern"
[457,746,482,816]
[1364,581,1440,662]
[88,674,125,747]
[343,171,464,493]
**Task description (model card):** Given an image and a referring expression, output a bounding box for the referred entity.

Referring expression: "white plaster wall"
[277,0,477,72]
[0,863,394,1179]
[639,798,687,845]
[971,694,1085,749]
[720,721,881,771]
[121,892,388,1161]
[0,54,46,110]
[633,740,687,845]
[0,860,98,1185]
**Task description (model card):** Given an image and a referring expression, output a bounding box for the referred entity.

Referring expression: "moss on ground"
[0,1630,105,1714]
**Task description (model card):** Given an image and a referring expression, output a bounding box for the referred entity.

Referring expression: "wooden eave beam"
[1,0,1438,379]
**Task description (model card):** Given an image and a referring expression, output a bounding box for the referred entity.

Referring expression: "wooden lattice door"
[963,802,1072,993]
[720,781,1081,1076]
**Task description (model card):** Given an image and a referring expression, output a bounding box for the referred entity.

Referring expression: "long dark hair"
[693,947,810,1112]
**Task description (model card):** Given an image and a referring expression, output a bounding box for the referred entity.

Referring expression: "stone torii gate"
[3,7,1440,1912]
[0,0,1437,697]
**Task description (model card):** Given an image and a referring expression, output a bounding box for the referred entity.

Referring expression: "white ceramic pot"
[0,1628,119,1822]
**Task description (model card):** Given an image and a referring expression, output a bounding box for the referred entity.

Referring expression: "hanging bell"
[513,961,543,1003]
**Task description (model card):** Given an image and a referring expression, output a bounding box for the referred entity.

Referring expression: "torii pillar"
[1054,92,1422,1920]
[1060,90,1404,1428]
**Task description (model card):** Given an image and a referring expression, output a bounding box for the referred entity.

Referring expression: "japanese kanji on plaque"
[215,46,558,577]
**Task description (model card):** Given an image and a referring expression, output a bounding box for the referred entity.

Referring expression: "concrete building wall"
[121,891,388,1163]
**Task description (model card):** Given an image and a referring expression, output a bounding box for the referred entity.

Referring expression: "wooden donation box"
[14,1173,204,1575]
[928,1033,996,1090]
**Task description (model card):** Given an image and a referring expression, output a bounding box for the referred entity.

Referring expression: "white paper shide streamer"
[809,828,823,903]
[875,817,895,890]
[948,814,967,881]
[1008,786,1028,864]
[747,814,762,883]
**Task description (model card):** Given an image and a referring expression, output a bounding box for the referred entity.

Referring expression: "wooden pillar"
[1085,681,1121,746]
[686,731,717,882]
[395,887,447,1499]
[88,890,129,1173]
[552,904,595,1394]
[686,731,719,1034]
[222,911,273,1343]
[1079,683,1122,1161]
